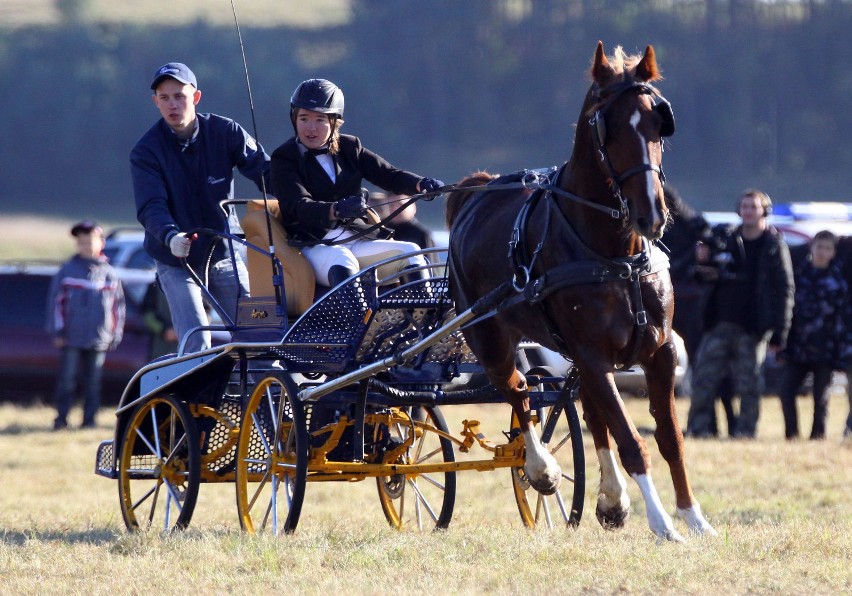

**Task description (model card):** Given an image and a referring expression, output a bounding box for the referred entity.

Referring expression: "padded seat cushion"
[241,199,316,316]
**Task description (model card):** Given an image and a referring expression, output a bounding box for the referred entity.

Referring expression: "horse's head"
[582,42,674,240]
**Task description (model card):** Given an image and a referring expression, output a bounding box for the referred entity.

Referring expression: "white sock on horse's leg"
[631,472,685,542]
[676,503,718,536]
[597,448,630,513]
[522,428,562,495]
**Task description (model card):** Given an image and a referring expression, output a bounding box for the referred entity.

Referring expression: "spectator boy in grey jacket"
[46,220,125,430]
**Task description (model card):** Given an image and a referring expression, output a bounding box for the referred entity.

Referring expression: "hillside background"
[2,0,851,230]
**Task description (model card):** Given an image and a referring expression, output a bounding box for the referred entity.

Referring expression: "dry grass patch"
[1,395,850,593]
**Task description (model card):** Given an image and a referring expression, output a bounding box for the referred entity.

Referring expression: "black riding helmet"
[290,79,344,130]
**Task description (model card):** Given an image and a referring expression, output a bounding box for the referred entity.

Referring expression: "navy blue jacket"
[270,134,422,242]
[131,113,270,268]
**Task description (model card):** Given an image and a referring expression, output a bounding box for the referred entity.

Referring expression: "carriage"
[95,42,717,542]
[94,233,586,534]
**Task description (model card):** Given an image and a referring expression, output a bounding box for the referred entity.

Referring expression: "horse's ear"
[592,41,613,84]
[635,45,661,82]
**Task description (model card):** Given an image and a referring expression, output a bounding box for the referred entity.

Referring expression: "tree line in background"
[2,0,851,228]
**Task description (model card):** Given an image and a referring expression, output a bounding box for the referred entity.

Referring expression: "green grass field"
[1,392,849,594]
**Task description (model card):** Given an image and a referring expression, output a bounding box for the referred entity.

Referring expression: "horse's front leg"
[580,385,630,529]
[582,368,685,542]
[496,367,562,495]
[645,341,717,537]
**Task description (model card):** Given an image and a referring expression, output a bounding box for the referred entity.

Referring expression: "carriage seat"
[241,199,316,316]
[241,200,415,318]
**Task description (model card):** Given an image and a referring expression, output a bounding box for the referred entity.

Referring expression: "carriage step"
[94,440,117,479]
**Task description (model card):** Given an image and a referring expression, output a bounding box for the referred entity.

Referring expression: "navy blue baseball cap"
[70,219,103,237]
[150,62,197,90]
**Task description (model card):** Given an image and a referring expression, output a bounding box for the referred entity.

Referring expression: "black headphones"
[736,191,773,218]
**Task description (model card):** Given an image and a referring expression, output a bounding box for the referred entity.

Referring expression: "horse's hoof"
[528,470,562,496]
[655,528,686,544]
[596,503,629,530]
[676,505,719,537]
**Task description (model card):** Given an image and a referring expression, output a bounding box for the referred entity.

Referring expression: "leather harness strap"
[500,172,669,370]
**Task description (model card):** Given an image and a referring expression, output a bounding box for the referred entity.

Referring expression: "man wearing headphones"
[686,189,794,439]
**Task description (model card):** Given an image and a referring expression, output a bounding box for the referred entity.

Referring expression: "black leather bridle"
[587,79,675,221]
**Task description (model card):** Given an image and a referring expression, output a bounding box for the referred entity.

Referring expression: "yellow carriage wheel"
[377,406,456,530]
[118,393,200,532]
[235,373,308,535]
[511,367,585,528]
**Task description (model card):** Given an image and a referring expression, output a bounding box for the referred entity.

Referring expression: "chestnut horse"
[446,42,716,542]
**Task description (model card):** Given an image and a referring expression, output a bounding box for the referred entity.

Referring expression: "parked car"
[102,227,153,272]
[0,261,154,403]
[518,331,690,397]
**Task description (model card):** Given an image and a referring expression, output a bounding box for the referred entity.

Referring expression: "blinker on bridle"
[588,79,675,219]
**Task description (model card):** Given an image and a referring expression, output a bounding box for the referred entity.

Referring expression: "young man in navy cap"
[46,220,125,430]
[131,62,271,352]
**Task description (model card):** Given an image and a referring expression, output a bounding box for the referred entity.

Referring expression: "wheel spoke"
[377,407,455,530]
[408,478,439,523]
[236,375,307,535]
[119,395,200,533]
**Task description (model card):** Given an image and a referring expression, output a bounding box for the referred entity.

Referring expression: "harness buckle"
[521,171,542,189]
[635,310,648,326]
[507,228,519,254]
[512,267,530,292]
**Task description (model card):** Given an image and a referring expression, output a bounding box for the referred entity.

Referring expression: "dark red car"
[0,262,154,403]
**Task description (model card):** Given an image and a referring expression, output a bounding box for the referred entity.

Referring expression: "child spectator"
[778,230,849,440]
[46,220,125,430]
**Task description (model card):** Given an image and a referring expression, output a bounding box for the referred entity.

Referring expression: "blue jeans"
[55,347,105,426]
[156,254,250,353]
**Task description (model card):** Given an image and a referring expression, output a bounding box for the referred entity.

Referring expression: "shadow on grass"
[1,528,119,546]
[0,423,56,435]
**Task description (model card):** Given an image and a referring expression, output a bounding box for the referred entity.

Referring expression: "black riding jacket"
[270,134,422,243]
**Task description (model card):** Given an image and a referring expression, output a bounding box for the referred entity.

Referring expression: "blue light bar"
[781,202,852,222]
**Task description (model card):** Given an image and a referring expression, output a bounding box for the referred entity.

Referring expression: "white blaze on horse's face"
[629,107,665,237]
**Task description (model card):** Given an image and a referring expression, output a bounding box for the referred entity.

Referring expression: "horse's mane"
[445,171,498,228]
[583,45,663,118]
[594,45,661,81]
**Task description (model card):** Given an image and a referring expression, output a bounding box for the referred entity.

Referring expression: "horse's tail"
[445,171,498,229]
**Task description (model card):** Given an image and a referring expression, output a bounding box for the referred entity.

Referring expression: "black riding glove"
[334,193,369,220]
[419,177,444,193]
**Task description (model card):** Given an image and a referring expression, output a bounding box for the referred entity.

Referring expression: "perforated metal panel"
[281,277,371,366]
[201,397,242,473]
[95,440,115,478]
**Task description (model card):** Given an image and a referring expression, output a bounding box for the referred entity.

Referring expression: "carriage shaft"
[297,307,478,402]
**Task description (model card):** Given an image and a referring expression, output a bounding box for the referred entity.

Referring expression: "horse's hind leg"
[645,344,717,536]
[502,367,562,495]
